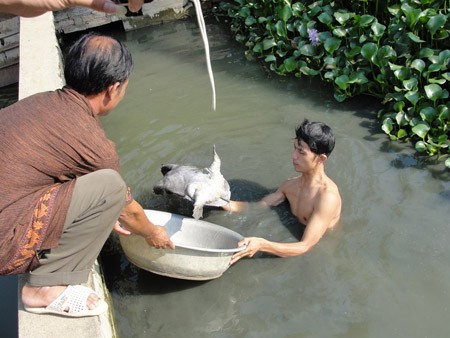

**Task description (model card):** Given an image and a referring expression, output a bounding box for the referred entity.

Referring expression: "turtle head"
[209,145,221,174]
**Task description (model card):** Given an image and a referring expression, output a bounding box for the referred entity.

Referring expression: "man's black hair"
[295,119,335,157]
[64,32,133,96]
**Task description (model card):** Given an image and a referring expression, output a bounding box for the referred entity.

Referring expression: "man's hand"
[144,225,175,250]
[0,0,144,18]
[230,237,264,265]
[113,221,131,235]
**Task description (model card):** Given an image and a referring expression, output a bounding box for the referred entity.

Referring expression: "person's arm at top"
[116,199,175,250]
[230,189,340,264]
[0,0,143,17]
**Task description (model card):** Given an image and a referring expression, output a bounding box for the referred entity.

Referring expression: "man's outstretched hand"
[0,0,144,17]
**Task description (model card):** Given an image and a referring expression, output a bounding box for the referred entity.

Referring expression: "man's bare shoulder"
[279,176,301,191]
[317,177,342,226]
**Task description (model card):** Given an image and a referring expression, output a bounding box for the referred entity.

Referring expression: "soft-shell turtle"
[153,146,230,219]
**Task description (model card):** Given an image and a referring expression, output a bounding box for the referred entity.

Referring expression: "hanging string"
[192,0,217,111]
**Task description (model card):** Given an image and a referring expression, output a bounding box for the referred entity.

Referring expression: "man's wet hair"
[295,119,335,157]
[64,32,133,96]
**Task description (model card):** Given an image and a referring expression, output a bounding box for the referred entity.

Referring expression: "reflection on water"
[100,17,450,338]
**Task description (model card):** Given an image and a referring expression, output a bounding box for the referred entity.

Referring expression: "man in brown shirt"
[0,32,173,316]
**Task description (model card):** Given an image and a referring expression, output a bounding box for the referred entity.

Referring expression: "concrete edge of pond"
[17,13,116,338]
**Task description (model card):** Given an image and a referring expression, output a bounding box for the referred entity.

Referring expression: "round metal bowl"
[119,209,245,280]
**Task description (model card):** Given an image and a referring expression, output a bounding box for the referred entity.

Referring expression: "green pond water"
[98,17,450,338]
[1,14,449,338]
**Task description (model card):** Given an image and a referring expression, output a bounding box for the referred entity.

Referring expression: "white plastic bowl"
[119,209,245,280]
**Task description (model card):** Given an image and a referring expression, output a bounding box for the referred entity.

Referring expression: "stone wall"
[0,16,19,87]
[54,0,191,34]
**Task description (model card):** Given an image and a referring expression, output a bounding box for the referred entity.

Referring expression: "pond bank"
[16,12,115,337]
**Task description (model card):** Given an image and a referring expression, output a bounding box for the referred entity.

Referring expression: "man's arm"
[230,190,340,264]
[0,0,143,17]
[117,199,175,249]
[222,185,287,213]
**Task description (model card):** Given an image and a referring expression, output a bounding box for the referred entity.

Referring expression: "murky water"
[102,17,446,338]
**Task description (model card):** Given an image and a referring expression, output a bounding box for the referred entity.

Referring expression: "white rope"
[192,0,217,111]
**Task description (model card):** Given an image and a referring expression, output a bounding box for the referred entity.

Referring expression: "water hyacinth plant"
[214,0,450,168]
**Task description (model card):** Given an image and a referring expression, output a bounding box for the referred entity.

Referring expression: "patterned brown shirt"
[0,87,120,274]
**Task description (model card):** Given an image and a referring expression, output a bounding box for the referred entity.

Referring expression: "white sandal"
[24,285,108,317]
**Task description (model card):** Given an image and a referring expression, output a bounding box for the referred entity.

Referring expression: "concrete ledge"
[18,262,116,338]
[17,12,116,337]
[19,13,64,99]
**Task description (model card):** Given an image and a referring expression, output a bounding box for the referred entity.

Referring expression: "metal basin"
[119,210,245,280]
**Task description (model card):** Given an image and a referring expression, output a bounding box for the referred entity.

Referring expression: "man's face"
[98,80,129,116]
[111,80,129,108]
[292,139,319,172]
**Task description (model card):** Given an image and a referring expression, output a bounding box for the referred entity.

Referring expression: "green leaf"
[334,11,352,25]
[411,59,426,73]
[403,78,418,91]
[415,140,427,152]
[401,3,421,30]
[348,71,368,84]
[245,16,257,26]
[427,14,446,36]
[334,92,347,102]
[318,31,332,41]
[324,37,341,54]
[405,91,419,106]
[238,7,251,18]
[424,84,443,101]
[324,71,335,80]
[395,111,406,126]
[333,27,347,38]
[412,122,430,138]
[439,50,450,64]
[335,75,350,90]
[445,157,450,169]
[397,129,408,139]
[299,66,320,76]
[278,4,293,22]
[318,12,333,25]
[359,15,375,27]
[407,32,426,43]
[298,44,315,57]
[419,106,436,122]
[371,22,386,38]
[275,20,286,37]
[388,4,400,16]
[345,46,361,59]
[262,39,277,50]
[437,105,449,119]
[292,2,305,15]
[382,117,394,134]
[428,77,446,85]
[361,43,378,61]
[394,67,411,81]
[258,16,268,24]
[376,46,396,67]
[394,101,405,113]
[264,54,277,62]
[283,57,297,72]
[428,63,442,73]
[419,48,434,58]
[252,42,263,54]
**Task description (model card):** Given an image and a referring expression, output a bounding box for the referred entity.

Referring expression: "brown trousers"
[27,169,126,286]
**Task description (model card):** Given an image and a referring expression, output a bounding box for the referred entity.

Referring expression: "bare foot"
[22,284,100,310]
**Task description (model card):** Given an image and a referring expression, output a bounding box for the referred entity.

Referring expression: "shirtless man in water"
[223,119,341,264]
